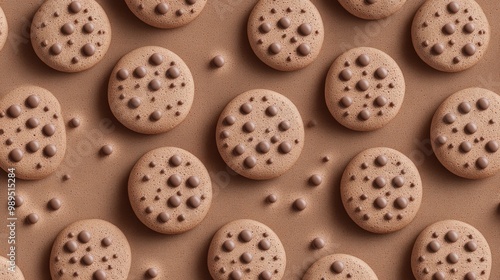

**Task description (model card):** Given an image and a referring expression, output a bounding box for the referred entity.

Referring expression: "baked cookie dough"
[49,219,132,280]
[303,253,378,279]
[411,220,491,280]
[30,0,112,72]
[216,89,305,180]
[337,0,406,20]
[341,147,422,233]
[124,0,207,29]
[431,88,500,179]
[412,0,490,72]
[0,6,8,52]
[108,46,194,134]
[128,147,212,234]
[325,47,405,131]
[0,86,66,180]
[0,256,25,280]
[247,0,324,71]
[207,219,286,280]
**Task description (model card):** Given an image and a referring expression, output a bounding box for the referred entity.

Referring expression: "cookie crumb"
[69,117,81,128]
[309,174,323,186]
[307,120,317,128]
[293,198,307,211]
[211,55,225,68]
[266,194,277,204]
[311,237,325,249]
[14,195,24,208]
[100,144,113,156]
[48,198,62,210]
[26,213,39,224]
[146,267,158,278]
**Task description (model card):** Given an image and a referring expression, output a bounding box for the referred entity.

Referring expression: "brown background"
[0,0,499,279]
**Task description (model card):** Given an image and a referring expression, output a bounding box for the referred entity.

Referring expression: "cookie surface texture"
[207,219,286,280]
[124,0,207,29]
[49,219,132,280]
[337,0,407,20]
[411,220,491,280]
[325,47,405,131]
[0,6,8,52]
[31,0,112,72]
[0,86,66,180]
[430,87,500,179]
[108,46,194,134]
[128,146,212,234]
[247,0,324,71]
[216,89,305,180]
[341,147,422,233]
[0,256,25,280]
[411,0,490,72]
[303,253,378,280]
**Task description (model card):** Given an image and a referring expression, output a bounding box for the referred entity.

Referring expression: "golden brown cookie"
[108,46,194,134]
[49,219,132,280]
[430,88,500,179]
[215,89,305,180]
[247,0,324,71]
[128,147,212,234]
[303,254,378,279]
[207,219,286,280]
[341,147,422,233]
[411,220,491,280]
[325,47,405,131]
[337,0,407,20]
[124,0,207,29]
[0,86,66,180]
[412,0,490,72]
[0,6,8,52]
[30,0,112,72]
[0,256,25,280]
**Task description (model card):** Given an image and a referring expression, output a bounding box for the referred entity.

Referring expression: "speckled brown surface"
[30,0,112,72]
[411,0,490,72]
[411,220,491,280]
[430,87,500,179]
[0,86,66,180]
[325,47,405,131]
[0,6,7,52]
[0,0,499,279]
[215,89,305,180]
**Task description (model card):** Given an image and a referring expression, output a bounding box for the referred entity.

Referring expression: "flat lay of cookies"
[0,0,499,279]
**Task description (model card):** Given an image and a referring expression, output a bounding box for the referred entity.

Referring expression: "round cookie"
[128,147,212,234]
[430,88,500,179]
[325,47,405,132]
[340,147,423,234]
[0,6,8,52]
[302,254,378,279]
[411,0,490,72]
[0,256,25,279]
[337,0,406,20]
[207,219,286,280]
[411,220,491,280]
[215,89,305,180]
[0,86,66,180]
[124,0,207,29]
[49,219,132,280]
[30,0,112,72]
[108,46,194,134]
[247,0,324,71]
